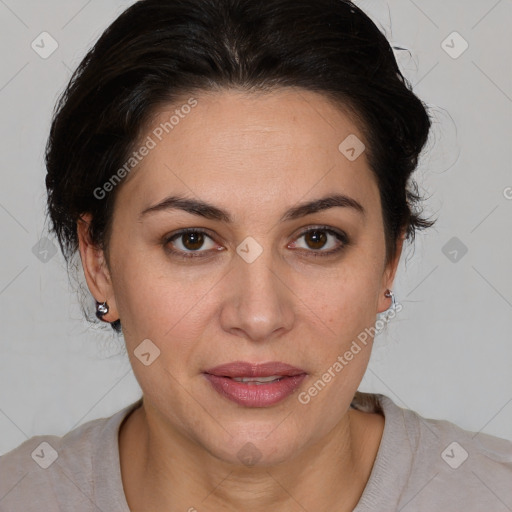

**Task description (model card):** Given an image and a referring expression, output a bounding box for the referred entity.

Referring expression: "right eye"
[164,228,222,259]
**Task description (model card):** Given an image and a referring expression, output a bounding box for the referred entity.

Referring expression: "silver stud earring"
[95,300,109,320]
[383,289,396,312]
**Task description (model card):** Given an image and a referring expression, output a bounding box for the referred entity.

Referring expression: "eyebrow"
[138,193,366,223]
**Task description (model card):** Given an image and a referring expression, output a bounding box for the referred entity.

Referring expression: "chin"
[200,426,307,469]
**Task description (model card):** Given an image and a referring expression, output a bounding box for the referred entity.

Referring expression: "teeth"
[232,375,283,384]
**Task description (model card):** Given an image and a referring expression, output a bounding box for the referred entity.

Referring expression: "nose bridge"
[238,246,278,297]
[220,237,294,340]
[236,239,283,306]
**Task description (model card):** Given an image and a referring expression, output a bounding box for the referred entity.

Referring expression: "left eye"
[289,228,347,254]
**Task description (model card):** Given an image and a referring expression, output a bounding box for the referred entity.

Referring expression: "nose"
[219,247,295,342]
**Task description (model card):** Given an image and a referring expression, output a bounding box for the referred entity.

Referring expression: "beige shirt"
[1,393,511,511]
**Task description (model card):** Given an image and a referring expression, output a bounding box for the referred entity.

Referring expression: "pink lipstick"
[203,361,307,407]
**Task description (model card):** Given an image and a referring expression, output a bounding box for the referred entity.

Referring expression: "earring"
[95,300,109,320]
[383,289,396,312]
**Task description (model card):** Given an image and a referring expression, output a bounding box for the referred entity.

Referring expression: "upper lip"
[204,361,306,378]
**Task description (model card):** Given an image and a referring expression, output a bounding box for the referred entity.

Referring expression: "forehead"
[117,88,379,219]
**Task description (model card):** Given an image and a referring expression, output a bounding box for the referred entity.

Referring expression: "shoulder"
[375,393,512,511]
[0,399,141,512]
[0,421,102,511]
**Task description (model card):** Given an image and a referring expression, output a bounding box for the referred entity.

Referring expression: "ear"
[77,213,119,322]
[377,230,405,314]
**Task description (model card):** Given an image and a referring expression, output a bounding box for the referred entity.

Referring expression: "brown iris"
[304,230,327,250]
[182,232,205,251]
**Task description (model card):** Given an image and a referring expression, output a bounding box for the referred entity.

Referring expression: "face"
[79,88,402,466]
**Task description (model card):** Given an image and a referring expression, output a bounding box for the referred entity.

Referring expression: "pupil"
[306,230,327,249]
[183,232,204,250]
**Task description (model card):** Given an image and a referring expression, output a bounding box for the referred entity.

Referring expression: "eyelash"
[163,226,349,260]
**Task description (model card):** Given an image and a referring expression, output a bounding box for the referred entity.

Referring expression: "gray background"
[0,0,511,455]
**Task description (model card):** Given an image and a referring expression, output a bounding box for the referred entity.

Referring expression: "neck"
[119,401,383,512]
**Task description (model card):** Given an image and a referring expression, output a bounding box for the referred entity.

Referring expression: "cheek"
[111,248,221,354]
[304,257,382,330]
[294,271,380,414]
[290,254,384,390]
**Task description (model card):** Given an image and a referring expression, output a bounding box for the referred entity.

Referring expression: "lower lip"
[203,373,307,407]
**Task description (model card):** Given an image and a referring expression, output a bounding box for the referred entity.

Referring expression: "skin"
[78,88,404,512]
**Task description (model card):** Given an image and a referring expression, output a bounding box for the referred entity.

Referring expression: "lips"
[203,361,306,378]
[203,361,307,407]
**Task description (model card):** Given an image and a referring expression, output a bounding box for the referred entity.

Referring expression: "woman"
[1,0,510,510]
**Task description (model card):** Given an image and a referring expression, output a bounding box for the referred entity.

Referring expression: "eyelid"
[294,225,348,241]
